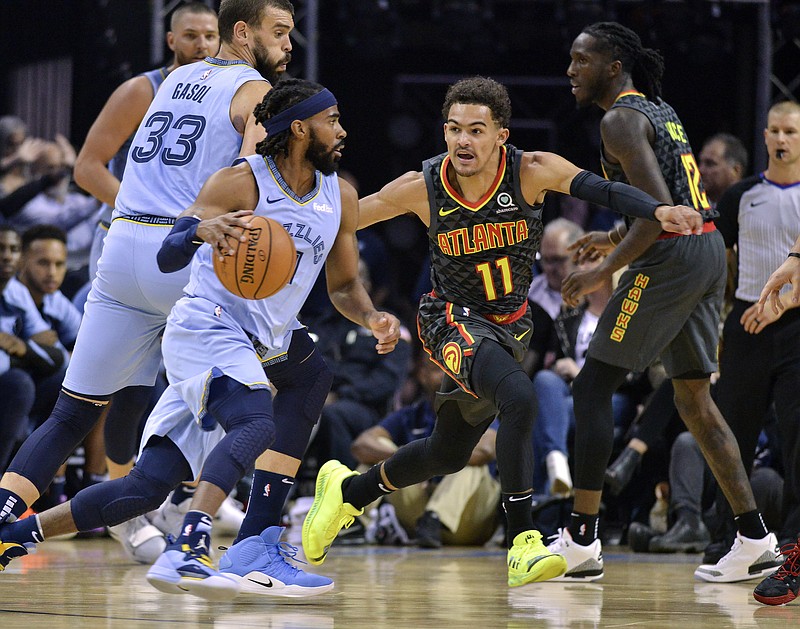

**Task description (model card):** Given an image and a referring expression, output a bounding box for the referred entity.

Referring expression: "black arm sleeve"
[569,170,659,221]
[0,176,55,218]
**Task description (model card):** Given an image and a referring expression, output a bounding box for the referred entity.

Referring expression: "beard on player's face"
[306,128,340,176]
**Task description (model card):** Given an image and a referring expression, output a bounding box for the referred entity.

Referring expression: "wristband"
[788,252,800,260]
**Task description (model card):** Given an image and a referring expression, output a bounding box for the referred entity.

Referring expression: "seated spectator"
[17,224,107,504]
[531,258,644,496]
[352,355,500,548]
[10,141,98,297]
[0,226,64,472]
[630,423,783,555]
[303,261,411,476]
[524,218,584,377]
[0,117,58,221]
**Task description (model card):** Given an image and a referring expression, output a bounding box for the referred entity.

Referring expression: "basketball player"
[544,22,779,582]
[300,76,704,589]
[70,0,219,561]
[0,0,294,560]
[0,79,401,601]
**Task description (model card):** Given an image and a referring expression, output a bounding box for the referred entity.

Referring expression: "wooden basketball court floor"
[0,535,797,628]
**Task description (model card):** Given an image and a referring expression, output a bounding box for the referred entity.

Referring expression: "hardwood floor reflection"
[0,537,797,628]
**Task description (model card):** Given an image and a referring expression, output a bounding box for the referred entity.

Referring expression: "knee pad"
[72,467,174,529]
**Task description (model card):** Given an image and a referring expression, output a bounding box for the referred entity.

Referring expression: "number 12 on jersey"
[475,256,512,301]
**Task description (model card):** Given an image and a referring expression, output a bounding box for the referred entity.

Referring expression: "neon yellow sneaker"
[302,460,364,565]
[507,530,568,586]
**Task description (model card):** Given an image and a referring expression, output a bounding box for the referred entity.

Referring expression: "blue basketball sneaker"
[219,526,334,597]
[146,531,240,601]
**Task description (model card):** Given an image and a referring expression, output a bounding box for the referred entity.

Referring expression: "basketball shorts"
[417,292,532,396]
[142,296,295,477]
[588,228,725,377]
[63,217,188,396]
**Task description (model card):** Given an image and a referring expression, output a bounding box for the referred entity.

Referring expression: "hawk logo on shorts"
[442,342,462,375]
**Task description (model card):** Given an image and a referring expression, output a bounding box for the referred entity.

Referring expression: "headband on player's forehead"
[264,89,338,136]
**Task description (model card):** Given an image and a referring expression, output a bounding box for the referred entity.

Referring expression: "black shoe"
[415,511,443,549]
[604,447,641,496]
[754,538,800,606]
[650,515,710,553]
[627,522,655,553]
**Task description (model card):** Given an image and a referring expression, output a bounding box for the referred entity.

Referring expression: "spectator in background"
[0,226,64,472]
[0,116,60,221]
[352,355,500,548]
[531,259,644,497]
[304,261,411,476]
[17,225,107,504]
[698,133,748,208]
[10,142,98,297]
[524,218,584,377]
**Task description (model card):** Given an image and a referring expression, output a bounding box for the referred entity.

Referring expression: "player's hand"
[740,302,781,335]
[196,210,254,258]
[367,311,402,354]
[562,267,608,308]
[0,333,27,356]
[756,255,800,316]
[568,231,617,264]
[654,205,704,235]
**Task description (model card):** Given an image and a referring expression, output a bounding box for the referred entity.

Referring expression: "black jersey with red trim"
[601,91,716,222]
[422,144,544,315]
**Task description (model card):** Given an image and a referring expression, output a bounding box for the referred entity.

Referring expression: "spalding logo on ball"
[213,214,297,300]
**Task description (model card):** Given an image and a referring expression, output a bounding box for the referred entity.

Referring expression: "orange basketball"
[213,214,296,300]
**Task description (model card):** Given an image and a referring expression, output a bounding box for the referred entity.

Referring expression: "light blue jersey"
[64,57,267,396]
[91,66,172,278]
[184,154,342,348]
[115,58,264,220]
[145,156,343,475]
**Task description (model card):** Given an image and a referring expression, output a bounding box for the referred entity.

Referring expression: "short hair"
[21,224,67,252]
[0,116,27,154]
[581,22,665,101]
[254,78,326,158]
[217,0,294,44]
[768,100,800,119]
[543,217,584,245]
[0,225,19,239]
[705,133,748,172]
[170,1,217,31]
[442,76,512,129]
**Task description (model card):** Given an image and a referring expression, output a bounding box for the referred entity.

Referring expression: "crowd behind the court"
[0,106,794,557]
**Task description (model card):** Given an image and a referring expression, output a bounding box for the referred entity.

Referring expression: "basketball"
[213,214,296,300]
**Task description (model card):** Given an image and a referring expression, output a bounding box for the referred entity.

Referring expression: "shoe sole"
[754,591,798,606]
[551,566,604,582]
[508,555,568,587]
[229,572,335,597]
[147,567,240,601]
[694,563,783,583]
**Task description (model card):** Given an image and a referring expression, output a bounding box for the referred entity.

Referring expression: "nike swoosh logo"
[31,531,43,544]
[750,201,767,207]
[281,478,294,485]
[247,577,274,588]
[266,197,282,204]
[439,207,459,217]
[508,494,532,502]
[513,329,531,341]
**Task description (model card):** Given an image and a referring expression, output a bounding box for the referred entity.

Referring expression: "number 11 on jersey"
[475,256,513,301]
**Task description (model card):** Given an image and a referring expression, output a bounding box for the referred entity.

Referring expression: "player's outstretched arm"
[328,179,401,354]
[157,163,258,272]
[358,171,430,229]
